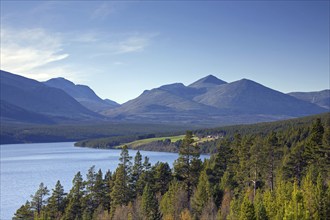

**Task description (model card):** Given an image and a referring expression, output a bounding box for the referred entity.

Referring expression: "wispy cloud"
[78,32,159,58]
[98,32,159,55]
[111,36,150,54]
[0,25,158,82]
[90,2,115,20]
[0,27,71,80]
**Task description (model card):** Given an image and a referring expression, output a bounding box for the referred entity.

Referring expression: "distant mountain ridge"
[44,77,119,112]
[0,70,328,125]
[0,70,102,124]
[104,75,328,124]
[288,90,330,109]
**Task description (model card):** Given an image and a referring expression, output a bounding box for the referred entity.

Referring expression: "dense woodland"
[76,113,329,154]
[14,116,330,220]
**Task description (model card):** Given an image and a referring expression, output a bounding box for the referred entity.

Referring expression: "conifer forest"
[14,117,330,220]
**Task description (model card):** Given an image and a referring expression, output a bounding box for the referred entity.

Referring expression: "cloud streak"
[0,28,69,80]
[0,25,158,82]
[90,2,115,20]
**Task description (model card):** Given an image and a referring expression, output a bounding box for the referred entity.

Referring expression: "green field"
[117,135,186,149]
[117,134,215,149]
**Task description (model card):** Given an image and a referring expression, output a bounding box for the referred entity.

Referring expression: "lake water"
[0,142,209,220]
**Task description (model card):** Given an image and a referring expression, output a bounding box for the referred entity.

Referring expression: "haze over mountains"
[0,70,328,125]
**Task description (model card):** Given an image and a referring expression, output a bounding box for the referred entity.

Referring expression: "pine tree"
[174,130,202,201]
[265,131,281,191]
[249,136,267,199]
[283,143,308,185]
[254,190,268,220]
[212,138,232,183]
[305,118,330,173]
[283,181,307,220]
[119,145,132,174]
[83,166,97,219]
[64,171,84,220]
[141,183,162,220]
[47,180,66,219]
[239,192,256,220]
[30,182,49,216]
[94,169,107,209]
[191,168,212,218]
[13,201,34,220]
[154,162,172,195]
[110,164,130,214]
[136,156,154,196]
[104,170,112,212]
[160,181,188,219]
[131,151,143,198]
[234,135,253,190]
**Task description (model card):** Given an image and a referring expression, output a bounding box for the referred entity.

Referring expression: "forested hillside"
[76,113,329,154]
[14,117,329,220]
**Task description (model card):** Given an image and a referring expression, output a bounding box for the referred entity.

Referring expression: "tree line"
[14,117,330,220]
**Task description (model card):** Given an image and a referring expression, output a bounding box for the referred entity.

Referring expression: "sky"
[1,1,329,104]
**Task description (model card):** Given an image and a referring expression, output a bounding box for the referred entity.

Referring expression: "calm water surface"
[0,142,209,220]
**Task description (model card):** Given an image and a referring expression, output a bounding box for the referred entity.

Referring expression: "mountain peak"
[45,77,75,86]
[189,74,227,88]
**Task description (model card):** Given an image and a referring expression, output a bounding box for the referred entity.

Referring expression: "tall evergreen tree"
[154,162,172,195]
[141,183,162,220]
[174,130,202,201]
[47,180,66,219]
[239,193,256,220]
[283,143,308,185]
[119,145,132,175]
[266,131,281,191]
[103,170,112,212]
[30,182,49,216]
[160,181,188,220]
[13,201,34,220]
[83,166,97,219]
[249,136,267,198]
[191,168,212,218]
[131,151,143,198]
[234,135,253,190]
[64,172,84,220]
[136,156,154,196]
[110,164,130,215]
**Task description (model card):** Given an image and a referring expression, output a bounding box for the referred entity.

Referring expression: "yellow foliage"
[180,209,192,220]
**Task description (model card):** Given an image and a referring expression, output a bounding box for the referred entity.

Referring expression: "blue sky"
[1,1,329,104]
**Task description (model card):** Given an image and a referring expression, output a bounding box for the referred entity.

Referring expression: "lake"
[0,142,209,220]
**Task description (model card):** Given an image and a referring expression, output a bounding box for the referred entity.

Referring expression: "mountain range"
[288,90,330,109]
[0,70,102,124]
[44,77,119,112]
[0,70,328,125]
[103,75,328,124]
